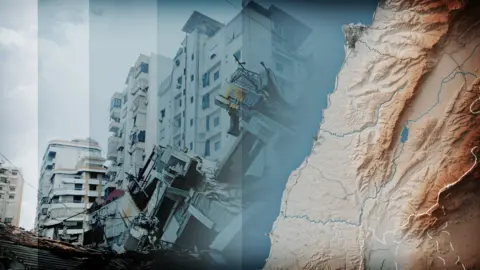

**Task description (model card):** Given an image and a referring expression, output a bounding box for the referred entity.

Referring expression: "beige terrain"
[265,0,480,269]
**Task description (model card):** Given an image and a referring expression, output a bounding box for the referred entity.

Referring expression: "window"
[206,115,210,131]
[190,96,194,103]
[178,140,181,147]
[123,95,128,104]
[175,59,180,66]
[191,53,194,60]
[0,177,7,183]
[111,98,121,109]
[89,184,96,191]
[190,118,193,126]
[0,187,2,190]
[275,62,284,72]
[179,99,182,107]
[138,130,146,142]
[8,195,14,200]
[9,187,15,192]
[41,208,48,215]
[233,49,241,61]
[202,72,210,88]
[210,53,217,60]
[214,140,221,151]
[213,116,220,127]
[4,218,12,224]
[182,111,185,117]
[189,142,193,150]
[73,196,82,203]
[205,140,211,156]
[74,184,82,190]
[183,89,186,96]
[135,63,149,78]
[214,70,220,81]
[90,172,98,179]
[202,93,210,109]
[176,118,182,128]
[11,171,18,176]
[160,109,166,118]
[177,76,183,87]
[89,197,96,203]
[191,74,194,82]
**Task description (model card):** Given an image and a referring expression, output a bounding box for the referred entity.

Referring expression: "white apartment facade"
[107,54,172,192]
[35,138,107,244]
[157,1,311,163]
[0,165,24,227]
[107,55,150,191]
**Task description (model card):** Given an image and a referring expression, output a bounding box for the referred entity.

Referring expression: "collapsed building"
[85,56,301,268]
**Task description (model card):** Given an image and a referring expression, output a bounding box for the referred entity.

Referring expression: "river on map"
[240,1,379,269]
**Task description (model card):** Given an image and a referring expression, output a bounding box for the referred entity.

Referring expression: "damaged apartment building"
[35,139,108,245]
[86,0,312,267]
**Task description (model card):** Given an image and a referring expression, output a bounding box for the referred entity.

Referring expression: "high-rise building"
[35,138,107,244]
[106,54,172,191]
[157,1,312,162]
[0,165,24,227]
[88,1,311,262]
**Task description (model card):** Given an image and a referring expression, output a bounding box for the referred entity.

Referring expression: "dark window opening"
[206,115,210,131]
[202,93,210,109]
[202,72,210,88]
[205,140,211,156]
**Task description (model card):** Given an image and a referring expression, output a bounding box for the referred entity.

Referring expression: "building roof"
[0,223,215,270]
[0,223,102,270]
[181,11,224,36]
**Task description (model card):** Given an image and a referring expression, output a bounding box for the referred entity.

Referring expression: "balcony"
[110,106,121,119]
[109,119,120,133]
[107,136,120,161]
[132,95,147,115]
[130,78,148,97]
[117,154,124,165]
[44,158,55,170]
[107,165,118,176]
[117,138,125,151]
[48,187,105,198]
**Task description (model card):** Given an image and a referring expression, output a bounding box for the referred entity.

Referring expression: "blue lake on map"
[401,127,409,143]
